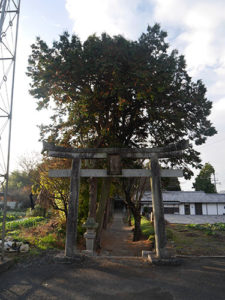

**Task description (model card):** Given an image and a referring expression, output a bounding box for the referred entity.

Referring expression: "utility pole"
[212,172,220,193]
[0,0,21,260]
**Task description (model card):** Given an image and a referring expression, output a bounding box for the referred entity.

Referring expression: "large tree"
[27,24,216,176]
[193,163,216,193]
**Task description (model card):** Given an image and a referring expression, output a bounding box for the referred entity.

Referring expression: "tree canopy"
[27,24,217,178]
[193,162,216,193]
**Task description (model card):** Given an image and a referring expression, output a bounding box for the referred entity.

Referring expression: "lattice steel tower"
[0,0,21,258]
[0,0,20,185]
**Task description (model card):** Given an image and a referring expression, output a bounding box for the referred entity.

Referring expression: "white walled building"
[141,191,225,216]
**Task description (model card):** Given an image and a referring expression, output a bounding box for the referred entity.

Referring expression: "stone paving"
[165,214,225,224]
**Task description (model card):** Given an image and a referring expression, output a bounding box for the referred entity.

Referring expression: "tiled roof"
[141,191,225,203]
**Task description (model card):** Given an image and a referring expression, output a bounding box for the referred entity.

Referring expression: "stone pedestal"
[82,217,98,255]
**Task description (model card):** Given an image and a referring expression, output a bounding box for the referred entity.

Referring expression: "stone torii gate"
[43,140,188,259]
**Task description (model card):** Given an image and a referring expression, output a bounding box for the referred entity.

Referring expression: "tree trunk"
[89,177,97,219]
[132,211,142,241]
[127,207,132,226]
[124,191,142,241]
[103,197,110,229]
[95,178,111,249]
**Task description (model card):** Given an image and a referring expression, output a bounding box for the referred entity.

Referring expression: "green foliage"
[141,217,154,236]
[32,157,71,218]
[36,234,63,250]
[0,216,45,231]
[78,178,89,224]
[148,235,155,242]
[27,24,216,178]
[6,154,41,209]
[193,163,216,193]
[187,223,225,235]
[8,170,32,190]
[0,214,16,222]
[162,177,181,191]
[0,211,25,222]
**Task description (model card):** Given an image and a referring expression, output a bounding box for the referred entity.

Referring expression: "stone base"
[81,250,96,256]
[147,252,183,266]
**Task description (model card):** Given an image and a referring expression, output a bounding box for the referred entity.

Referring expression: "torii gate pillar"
[65,159,81,257]
[150,155,167,258]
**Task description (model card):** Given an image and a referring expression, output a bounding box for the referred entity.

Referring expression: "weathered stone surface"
[43,140,189,154]
[47,150,185,159]
[49,168,183,178]
[107,154,122,175]
[150,155,167,259]
[65,159,81,257]
[148,253,183,266]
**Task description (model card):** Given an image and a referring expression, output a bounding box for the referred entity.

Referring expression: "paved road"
[0,254,225,299]
[165,214,225,224]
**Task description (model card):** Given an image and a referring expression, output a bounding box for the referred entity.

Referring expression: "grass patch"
[167,223,225,256]
[187,223,225,235]
[141,217,154,237]
[139,217,225,256]
[10,217,66,251]
[36,233,63,250]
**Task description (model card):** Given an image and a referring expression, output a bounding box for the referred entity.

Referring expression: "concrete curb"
[175,255,225,258]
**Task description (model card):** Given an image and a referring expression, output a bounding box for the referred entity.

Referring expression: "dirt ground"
[100,212,152,256]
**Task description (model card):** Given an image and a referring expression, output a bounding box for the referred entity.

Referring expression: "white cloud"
[152,0,225,76]
[211,98,225,125]
[65,0,153,40]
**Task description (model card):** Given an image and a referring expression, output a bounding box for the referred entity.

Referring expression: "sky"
[2,0,225,191]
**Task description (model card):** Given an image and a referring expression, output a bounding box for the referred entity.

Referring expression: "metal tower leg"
[0,0,21,261]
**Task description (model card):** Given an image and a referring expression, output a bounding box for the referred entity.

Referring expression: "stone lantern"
[82,217,98,255]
